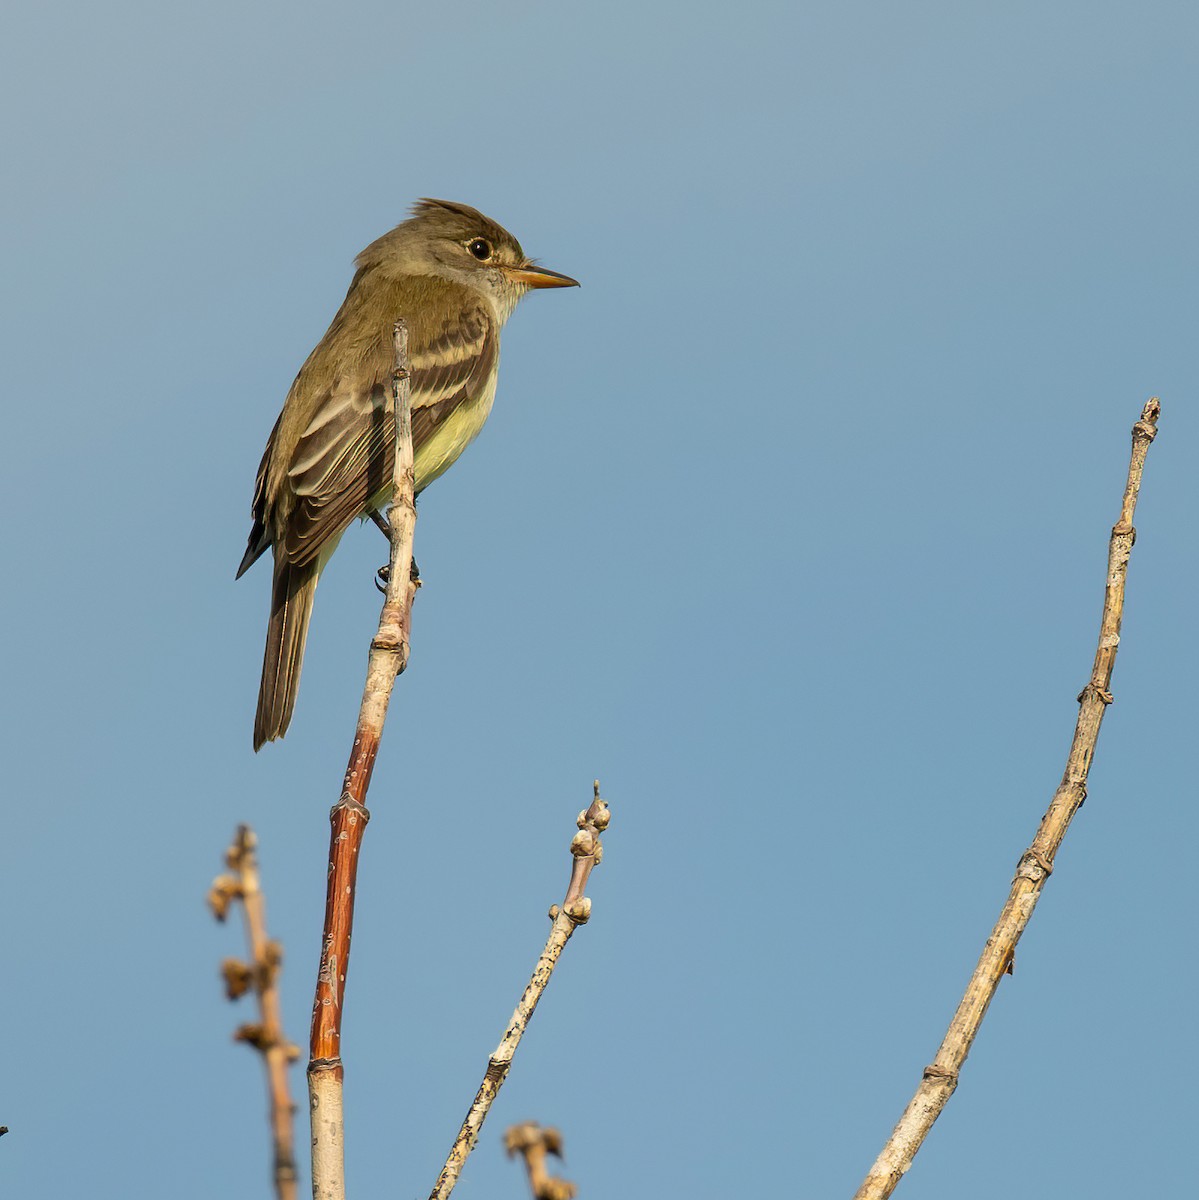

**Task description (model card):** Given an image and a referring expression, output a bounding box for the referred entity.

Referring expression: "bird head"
[356,198,578,320]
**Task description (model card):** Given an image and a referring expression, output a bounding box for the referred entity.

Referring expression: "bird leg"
[370,509,420,592]
[368,508,392,539]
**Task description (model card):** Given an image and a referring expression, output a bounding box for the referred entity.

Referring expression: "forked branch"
[853,398,1161,1199]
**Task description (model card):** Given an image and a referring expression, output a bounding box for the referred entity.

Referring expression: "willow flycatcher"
[238,198,578,750]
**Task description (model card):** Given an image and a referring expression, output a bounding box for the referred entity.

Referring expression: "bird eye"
[467,238,492,261]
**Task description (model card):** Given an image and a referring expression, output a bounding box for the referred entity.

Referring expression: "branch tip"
[853,399,1162,1199]
[504,1122,577,1200]
[429,786,612,1199]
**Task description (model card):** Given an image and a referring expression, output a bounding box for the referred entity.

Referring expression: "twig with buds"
[209,824,300,1200]
[505,1122,577,1200]
[429,783,611,1200]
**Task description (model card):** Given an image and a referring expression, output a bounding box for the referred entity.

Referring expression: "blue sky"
[2,3,1195,1197]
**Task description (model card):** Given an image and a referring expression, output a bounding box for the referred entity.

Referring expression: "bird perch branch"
[853,398,1161,1199]
[428,783,611,1200]
[307,320,418,1200]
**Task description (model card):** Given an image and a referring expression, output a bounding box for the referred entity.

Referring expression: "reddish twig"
[307,321,418,1200]
[209,825,300,1200]
[429,784,610,1200]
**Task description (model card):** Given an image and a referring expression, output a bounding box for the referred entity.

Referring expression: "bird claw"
[374,558,421,594]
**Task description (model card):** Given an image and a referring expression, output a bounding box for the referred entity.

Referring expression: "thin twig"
[853,398,1161,1199]
[505,1122,577,1200]
[209,825,301,1200]
[429,783,611,1200]
[307,321,418,1200]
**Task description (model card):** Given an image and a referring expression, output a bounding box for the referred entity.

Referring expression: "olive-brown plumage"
[239,199,577,750]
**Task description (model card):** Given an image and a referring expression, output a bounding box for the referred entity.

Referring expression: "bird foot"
[375,558,421,594]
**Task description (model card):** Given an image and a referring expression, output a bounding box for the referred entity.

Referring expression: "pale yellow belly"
[414,370,498,492]
[366,370,499,511]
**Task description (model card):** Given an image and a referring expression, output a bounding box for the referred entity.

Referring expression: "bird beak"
[503,262,580,289]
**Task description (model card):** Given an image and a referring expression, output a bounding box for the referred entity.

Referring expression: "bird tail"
[254,557,319,751]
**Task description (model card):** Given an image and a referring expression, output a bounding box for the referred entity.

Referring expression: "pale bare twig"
[505,1122,577,1200]
[308,320,418,1200]
[853,398,1161,1199]
[429,783,611,1200]
[209,824,301,1200]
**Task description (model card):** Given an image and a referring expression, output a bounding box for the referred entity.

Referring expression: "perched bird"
[238,199,578,750]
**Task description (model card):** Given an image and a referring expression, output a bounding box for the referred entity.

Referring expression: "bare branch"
[505,1122,577,1200]
[307,320,418,1200]
[853,398,1162,1199]
[209,824,301,1200]
[429,784,611,1200]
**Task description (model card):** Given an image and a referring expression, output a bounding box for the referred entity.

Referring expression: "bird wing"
[278,308,498,568]
[236,408,284,578]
